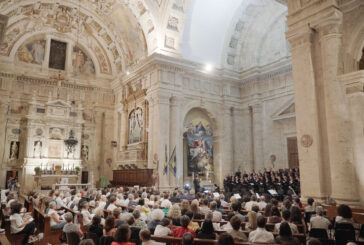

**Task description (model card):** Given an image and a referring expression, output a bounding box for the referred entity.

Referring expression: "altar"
[34,174,79,190]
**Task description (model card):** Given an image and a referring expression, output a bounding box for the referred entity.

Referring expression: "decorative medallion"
[301,134,313,148]
[36,128,43,136]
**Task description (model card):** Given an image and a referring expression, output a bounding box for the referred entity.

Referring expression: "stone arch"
[221,0,288,71]
[343,13,364,73]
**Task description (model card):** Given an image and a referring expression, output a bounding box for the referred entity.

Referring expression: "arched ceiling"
[0,0,290,82]
[181,0,290,72]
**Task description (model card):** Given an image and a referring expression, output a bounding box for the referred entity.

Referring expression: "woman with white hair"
[147,209,165,234]
[48,201,66,230]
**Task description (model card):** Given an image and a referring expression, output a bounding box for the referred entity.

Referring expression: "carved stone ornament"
[301,134,313,148]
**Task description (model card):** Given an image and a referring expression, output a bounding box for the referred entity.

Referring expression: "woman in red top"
[172,215,196,245]
[111,224,136,245]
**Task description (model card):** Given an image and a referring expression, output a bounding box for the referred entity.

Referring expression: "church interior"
[1,0,364,244]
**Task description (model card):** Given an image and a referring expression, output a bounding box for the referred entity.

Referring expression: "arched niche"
[182,107,215,186]
[359,47,364,70]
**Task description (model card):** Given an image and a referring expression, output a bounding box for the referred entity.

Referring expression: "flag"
[163,144,168,175]
[169,146,177,176]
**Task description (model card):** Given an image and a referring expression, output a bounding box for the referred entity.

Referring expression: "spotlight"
[126,70,130,75]
[204,63,213,72]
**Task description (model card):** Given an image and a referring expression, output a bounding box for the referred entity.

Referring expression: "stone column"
[286,27,329,201]
[0,103,8,188]
[219,106,234,182]
[252,104,264,171]
[169,96,182,187]
[121,105,128,149]
[151,92,170,190]
[147,98,154,168]
[317,20,358,204]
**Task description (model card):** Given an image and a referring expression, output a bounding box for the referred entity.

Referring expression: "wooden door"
[81,171,88,184]
[287,137,299,168]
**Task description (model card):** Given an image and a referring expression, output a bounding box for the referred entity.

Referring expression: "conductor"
[193,173,200,193]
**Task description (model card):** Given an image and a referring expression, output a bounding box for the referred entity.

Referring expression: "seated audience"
[79,239,96,245]
[182,232,194,245]
[139,229,159,245]
[258,196,267,210]
[167,204,181,226]
[180,200,190,216]
[81,201,92,227]
[154,218,172,236]
[218,233,235,245]
[48,201,66,230]
[305,198,315,212]
[190,201,203,219]
[310,206,331,232]
[9,202,38,244]
[267,206,282,224]
[197,219,216,239]
[148,209,164,234]
[63,212,83,238]
[227,216,247,242]
[274,210,298,234]
[107,196,118,212]
[245,196,259,211]
[126,216,140,245]
[246,210,258,231]
[185,210,200,232]
[335,204,353,224]
[112,224,135,245]
[248,215,275,243]
[210,201,222,221]
[231,202,246,222]
[133,209,147,229]
[275,222,300,245]
[104,216,117,236]
[88,215,104,239]
[172,215,196,238]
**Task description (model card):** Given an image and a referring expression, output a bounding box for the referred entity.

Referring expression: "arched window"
[359,47,364,70]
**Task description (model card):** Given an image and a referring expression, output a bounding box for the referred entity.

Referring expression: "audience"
[197,219,216,239]
[182,232,194,245]
[3,168,348,245]
[218,233,235,245]
[275,222,300,245]
[227,216,248,242]
[248,215,275,243]
[112,224,135,245]
[87,215,104,239]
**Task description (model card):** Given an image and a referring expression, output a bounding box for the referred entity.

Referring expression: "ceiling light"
[204,63,213,72]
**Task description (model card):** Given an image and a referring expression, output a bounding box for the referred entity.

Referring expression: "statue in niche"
[9,141,19,160]
[81,145,89,161]
[33,140,42,158]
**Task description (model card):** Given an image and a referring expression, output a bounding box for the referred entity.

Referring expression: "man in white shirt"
[210,201,222,221]
[258,196,267,210]
[310,206,331,231]
[274,210,299,234]
[107,196,117,211]
[98,195,107,209]
[245,195,259,211]
[220,194,229,207]
[249,216,275,243]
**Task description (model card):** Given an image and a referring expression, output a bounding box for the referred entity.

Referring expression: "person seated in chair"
[248,215,275,243]
[63,212,83,238]
[111,224,135,245]
[48,201,66,230]
[275,222,300,245]
[310,206,331,232]
[139,229,159,245]
[227,216,247,242]
[87,215,103,239]
[274,210,298,234]
[172,215,196,239]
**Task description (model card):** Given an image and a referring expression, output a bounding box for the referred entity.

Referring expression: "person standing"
[193,174,200,194]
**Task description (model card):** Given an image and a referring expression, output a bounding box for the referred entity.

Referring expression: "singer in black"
[193,174,200,193]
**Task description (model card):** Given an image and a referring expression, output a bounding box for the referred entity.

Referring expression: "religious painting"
[49,127,64,140]
[9,141,20,160]
[49,39,67,70]
[16,39,45,65]
[72,46,95,75]
[48,140,62,158]
[128,107,143,144]
[110,4,147,65]
[186,118,213,176]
